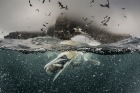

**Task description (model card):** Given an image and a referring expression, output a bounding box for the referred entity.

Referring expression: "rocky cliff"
[5,14,131,44]
[47,14,131,44]
[4,31,46,39]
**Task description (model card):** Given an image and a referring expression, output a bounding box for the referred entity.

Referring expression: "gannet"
[44,40,100,81]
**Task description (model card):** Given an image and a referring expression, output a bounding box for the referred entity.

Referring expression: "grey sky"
[0,0,140,38]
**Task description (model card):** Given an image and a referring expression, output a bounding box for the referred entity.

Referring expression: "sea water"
[0,49,140,93]
[0,36,140,93]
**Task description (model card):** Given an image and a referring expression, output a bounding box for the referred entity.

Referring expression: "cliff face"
[4,14,131,44]
[47,14,131,44]
[47,15,79,40]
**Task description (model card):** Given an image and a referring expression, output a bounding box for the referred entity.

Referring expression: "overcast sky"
[0,0,140,38]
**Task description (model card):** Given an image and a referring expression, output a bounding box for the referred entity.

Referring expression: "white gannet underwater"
[44,40,100,81]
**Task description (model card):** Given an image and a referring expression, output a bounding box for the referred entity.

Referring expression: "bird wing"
[44,58,66,69]
[53,59,73,82]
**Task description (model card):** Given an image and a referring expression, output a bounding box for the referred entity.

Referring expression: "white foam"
[71,35,101,46]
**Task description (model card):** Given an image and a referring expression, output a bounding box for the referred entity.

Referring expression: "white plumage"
[44,40,100,81]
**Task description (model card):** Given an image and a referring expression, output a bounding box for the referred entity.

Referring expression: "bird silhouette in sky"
[29,0,33,6]
[43,24,46,27]
[58,1,65,8]
[57,1,68,10]
[41,28,44,31]
[48,12,51,16]
[104,16,108,19]
[101,16,110,26]
[100,0,110,8]
[42,0,45,3]
[65,5,68,10]
[90,0,94,3]
[82,17,88,21]
[90,0,94,7]
[124,15,127,18]
[35,9,39,12]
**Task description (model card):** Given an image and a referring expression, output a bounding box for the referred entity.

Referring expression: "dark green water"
[0,50,140,93]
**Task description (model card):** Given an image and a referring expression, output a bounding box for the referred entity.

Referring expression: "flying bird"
[57,1,68,10]
[41,28,44,31]
[58,1,63,7]
[101,16,110,26]
[43,24,46,27]
[29,0,33,6]
[65,5,68,10]
[90,0,94,7]
[104,16,108,19]
[100,0,110,8]
[122,8,125,10]
[35,9,39,12]
[57,1,65,9]
[82,17,88,21]
[90,0,94,3]
[48,12,51,16]
[124,15,127,18]
[42,0,45,3]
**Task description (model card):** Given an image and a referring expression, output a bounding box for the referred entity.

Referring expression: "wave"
[0,36,140,55]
